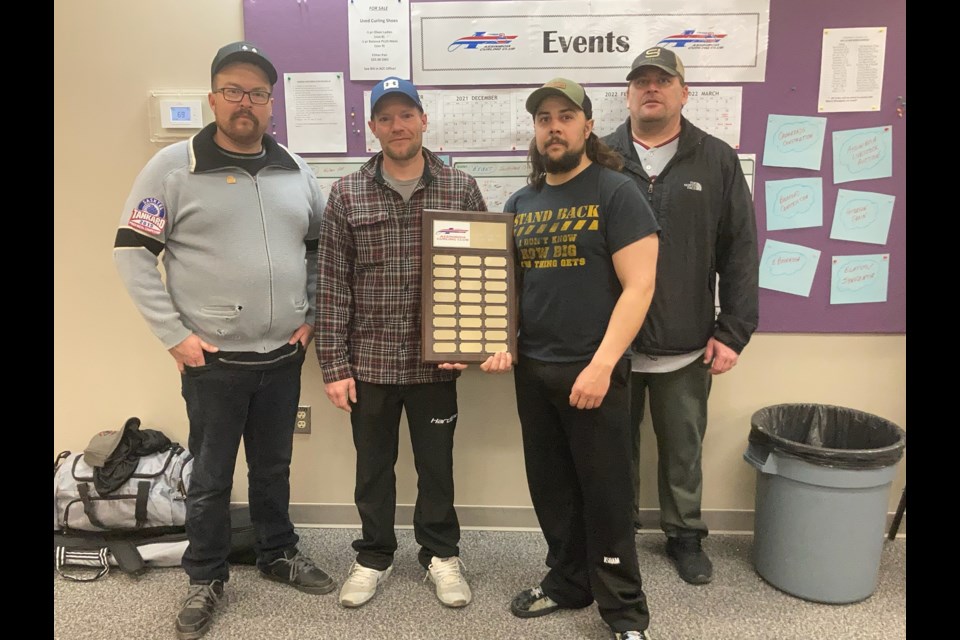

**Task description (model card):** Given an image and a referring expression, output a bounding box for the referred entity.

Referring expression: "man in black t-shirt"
[481,78,660,640]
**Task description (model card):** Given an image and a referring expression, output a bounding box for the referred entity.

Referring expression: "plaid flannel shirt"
[316,149,488,385]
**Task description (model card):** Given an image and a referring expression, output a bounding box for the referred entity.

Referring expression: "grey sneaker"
[339,562,393,608]
[175,580,224,640]
[614,631,651,640]
[425,556,472,607]
[259,549,336,594]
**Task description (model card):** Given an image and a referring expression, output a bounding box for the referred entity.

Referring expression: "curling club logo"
[128,197,167,235]
[657,29,727,49]
[448,31,518,52]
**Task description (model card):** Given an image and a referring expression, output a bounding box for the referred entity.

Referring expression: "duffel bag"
[53,444,193,533]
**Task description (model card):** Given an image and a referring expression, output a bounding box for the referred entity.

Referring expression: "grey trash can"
[744,403,906,604]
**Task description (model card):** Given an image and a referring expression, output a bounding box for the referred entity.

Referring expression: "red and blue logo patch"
[128,197,167,235]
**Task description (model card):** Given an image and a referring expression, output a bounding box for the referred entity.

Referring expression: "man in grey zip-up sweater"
[601,47,759,586]
[113,41,334,640]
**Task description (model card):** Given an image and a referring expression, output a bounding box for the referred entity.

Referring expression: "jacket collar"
[611,116,707,173]
[188,123,300,173]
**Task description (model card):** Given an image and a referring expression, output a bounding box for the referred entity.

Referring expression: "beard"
[542,143,585,174]
[219,111,263,147]
[382,141,422,163]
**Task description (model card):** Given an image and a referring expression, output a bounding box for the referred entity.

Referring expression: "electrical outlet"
[295,405,311,434]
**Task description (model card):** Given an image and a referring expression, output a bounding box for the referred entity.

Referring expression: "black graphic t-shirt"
[504,162,659,362]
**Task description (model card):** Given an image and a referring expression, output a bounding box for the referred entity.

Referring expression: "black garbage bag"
[749,403,905,470]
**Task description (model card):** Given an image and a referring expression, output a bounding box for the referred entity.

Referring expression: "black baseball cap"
[626,47,686,83]
[211,41,278,86]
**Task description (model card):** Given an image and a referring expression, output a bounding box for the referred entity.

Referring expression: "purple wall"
[244,0,906,334]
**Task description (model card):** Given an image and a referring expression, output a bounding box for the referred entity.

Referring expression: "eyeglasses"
[215,87,272,105]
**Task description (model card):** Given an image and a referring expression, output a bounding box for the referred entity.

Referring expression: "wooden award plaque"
[421,209,518,364]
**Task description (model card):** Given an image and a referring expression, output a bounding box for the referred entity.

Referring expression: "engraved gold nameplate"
[421,209,518,364]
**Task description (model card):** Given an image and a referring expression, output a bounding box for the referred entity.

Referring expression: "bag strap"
[76,480,151,530]
[135,481,149,527]
[76,483,110,530]
[54,451,71,476]
[106,540,147,576]
[54,545,111,582]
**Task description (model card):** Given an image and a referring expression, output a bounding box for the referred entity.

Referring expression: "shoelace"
[181,583,220,610]
[348,563,382,588]
[285,553,318,581]
[620,632,644,640]
[424,557,467,585]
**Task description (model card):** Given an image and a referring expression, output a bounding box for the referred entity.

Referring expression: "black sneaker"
[665,536,713,584]
[175,580,224,640]
[510,586,561,618]
[259,549,336,594]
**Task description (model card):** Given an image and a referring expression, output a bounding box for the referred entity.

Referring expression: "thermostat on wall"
[148,90,213,144]
[160,98,203,128]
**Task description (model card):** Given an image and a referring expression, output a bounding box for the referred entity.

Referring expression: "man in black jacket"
[601,46,759,585]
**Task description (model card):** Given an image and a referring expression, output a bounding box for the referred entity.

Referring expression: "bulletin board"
[243,0,906,334]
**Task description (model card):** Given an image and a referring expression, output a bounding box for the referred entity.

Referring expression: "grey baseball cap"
[84,417,141,467]
[626,47,686,82]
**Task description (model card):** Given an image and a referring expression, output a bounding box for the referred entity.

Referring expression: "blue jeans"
[179,345,304,583]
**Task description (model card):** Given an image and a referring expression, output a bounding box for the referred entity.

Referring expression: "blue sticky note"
[829,189,895,245]
[762,115,827,170]
[830,254,890,304]
[765,178,823,231]
[832,126,893,184]
[758,239,821,297]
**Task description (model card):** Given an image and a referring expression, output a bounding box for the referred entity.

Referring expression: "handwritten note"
[764,178,823,231]
[758,239,821,297]
[830,254,889,304]
[306,158,369,198]
[829,189,895,245]
[833,125,893,184]
[762,115,827,170]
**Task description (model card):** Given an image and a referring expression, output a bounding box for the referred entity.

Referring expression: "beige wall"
[54,0,906,522]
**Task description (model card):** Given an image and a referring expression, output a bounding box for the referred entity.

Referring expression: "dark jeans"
[629,358,712,537]
[350,380,461,571]
[179,345,304,583]
[514,357,650,633]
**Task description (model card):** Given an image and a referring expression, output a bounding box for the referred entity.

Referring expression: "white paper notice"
[818,27,887,113]
[283,72,348,153]
[348,0,411,81]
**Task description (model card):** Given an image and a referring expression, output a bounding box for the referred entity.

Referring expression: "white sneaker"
[339,562,393,608]
[425,556,472,607]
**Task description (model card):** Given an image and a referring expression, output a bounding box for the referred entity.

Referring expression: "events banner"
[411,0,769,85]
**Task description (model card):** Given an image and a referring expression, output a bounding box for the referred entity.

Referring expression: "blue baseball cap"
[370,77,422,114]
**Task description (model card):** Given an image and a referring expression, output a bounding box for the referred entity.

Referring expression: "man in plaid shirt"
[315,77,487,611]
